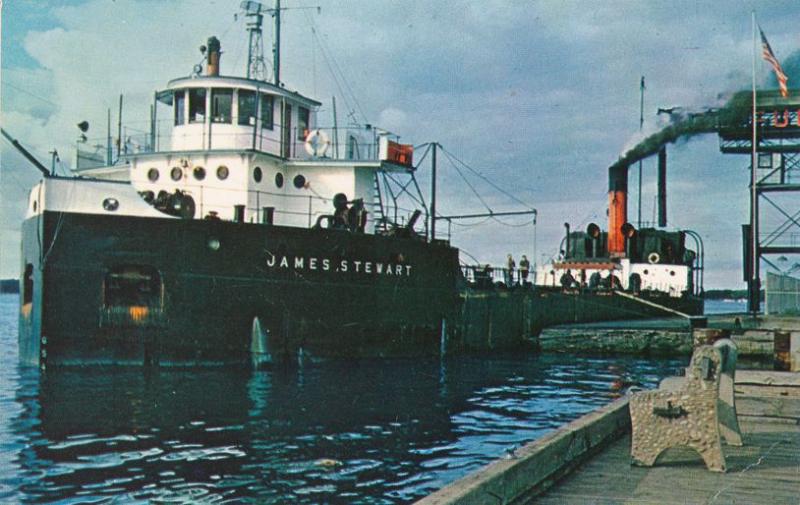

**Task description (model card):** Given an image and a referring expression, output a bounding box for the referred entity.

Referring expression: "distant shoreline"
[0,279,19,294]
[703,289,759,301]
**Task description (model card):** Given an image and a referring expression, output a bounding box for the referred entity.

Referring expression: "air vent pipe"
[207,36,221,76]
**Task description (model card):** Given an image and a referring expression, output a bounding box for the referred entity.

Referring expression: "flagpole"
[638,76,644,228]
[636,76,644,228]
[750,10,760,314]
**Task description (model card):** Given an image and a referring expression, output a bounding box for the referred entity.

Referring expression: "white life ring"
[647,252,660,264]
[304,129,330,157]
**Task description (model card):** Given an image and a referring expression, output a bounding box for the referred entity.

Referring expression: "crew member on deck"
[506,254,516,286]
[519,255,530,285]
[332,193,349,229]
[480,264,493,288]
[560,269,575,290]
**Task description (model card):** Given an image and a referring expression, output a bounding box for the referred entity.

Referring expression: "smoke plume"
[610,91,766,170]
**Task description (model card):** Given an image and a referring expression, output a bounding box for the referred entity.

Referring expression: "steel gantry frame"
[718,96,800,312]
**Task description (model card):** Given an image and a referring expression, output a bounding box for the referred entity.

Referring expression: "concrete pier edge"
[417,370,800,505]
[414,396,631,505]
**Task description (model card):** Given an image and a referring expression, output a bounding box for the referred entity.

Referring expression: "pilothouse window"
[189,88,206,123]
[211,89,232,123]
[260,94,274,130]
[238,90,256,126]
[298,107,310,140]
[174,90,186,126]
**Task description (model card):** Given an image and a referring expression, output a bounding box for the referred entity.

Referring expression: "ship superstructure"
[535,147,704,311]
[72,16,415,230]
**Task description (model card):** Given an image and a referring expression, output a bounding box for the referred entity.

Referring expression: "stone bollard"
[693,328,730,349]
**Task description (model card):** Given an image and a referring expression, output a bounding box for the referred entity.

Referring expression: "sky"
[2,0,800,288]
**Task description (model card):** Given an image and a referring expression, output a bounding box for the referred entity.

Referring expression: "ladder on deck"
[373,172,388,233]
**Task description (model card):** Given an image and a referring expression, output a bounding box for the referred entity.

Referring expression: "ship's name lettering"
[266,254,412,276]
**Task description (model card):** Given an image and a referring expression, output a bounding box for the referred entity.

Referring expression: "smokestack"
[206,36,221,77]
[658,147,667,227]
[608,164,628,257]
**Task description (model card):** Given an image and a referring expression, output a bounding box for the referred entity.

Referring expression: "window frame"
[174,90,186,126]
[237,89,257,126]
[211,88,233,124]
[260,93,274,130]
[297,106,310,141]
[188,88,207,124]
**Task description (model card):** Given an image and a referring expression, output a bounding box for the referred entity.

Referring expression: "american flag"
[760,28,789,98]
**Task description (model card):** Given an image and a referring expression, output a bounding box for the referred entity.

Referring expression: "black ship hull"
[19,212,460,366]
[19,213,705,367]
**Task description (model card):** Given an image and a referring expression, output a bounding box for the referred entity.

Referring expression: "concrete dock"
[416,370,800,505]
[539,313,800,362]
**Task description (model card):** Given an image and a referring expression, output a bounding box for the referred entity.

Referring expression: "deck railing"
[76,118,399,170]
[134,181,428,237]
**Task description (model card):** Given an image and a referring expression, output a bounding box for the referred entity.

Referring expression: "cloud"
[377,107,408,135]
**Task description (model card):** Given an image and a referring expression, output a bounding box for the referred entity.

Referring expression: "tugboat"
[534,147,704,318]
[15,2,460,366]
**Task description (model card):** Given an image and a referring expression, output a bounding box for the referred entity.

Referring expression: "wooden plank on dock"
[737,396,800,419]
[532,418,800,505]
[737,370,800,387]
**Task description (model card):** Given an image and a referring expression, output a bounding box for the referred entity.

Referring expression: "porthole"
[254,166,263,183]
[103,198,119,211]
[275,172,284,188]
[217,165,229,180]
[670,270,676,276]
[147,168,159,182]
[170,166,182,181]
[193,166,206,181]
[643,269,649,275]
[293,174,306,189]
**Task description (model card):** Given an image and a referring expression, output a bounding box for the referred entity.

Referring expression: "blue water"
[704,298,748,315]
[0,293,685,503]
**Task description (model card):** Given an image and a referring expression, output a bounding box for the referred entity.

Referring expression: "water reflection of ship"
[10,357,680,502]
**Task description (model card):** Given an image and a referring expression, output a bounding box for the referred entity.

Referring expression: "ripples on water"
[0,294,685,503]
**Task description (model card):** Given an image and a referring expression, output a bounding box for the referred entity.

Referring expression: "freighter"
[533,146,704,318]
[16,2,460,366]
[13,3,705,368]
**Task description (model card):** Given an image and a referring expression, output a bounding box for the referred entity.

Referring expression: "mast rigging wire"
[440,149,493,213]
[439,145,535,210]
[302,9,368,125]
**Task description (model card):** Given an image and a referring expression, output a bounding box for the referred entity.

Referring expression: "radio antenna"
[240,1,320,84]
[241,1,270,81]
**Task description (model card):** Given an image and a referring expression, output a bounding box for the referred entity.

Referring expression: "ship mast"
[273,0,281,85]
[241,0,281,84]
